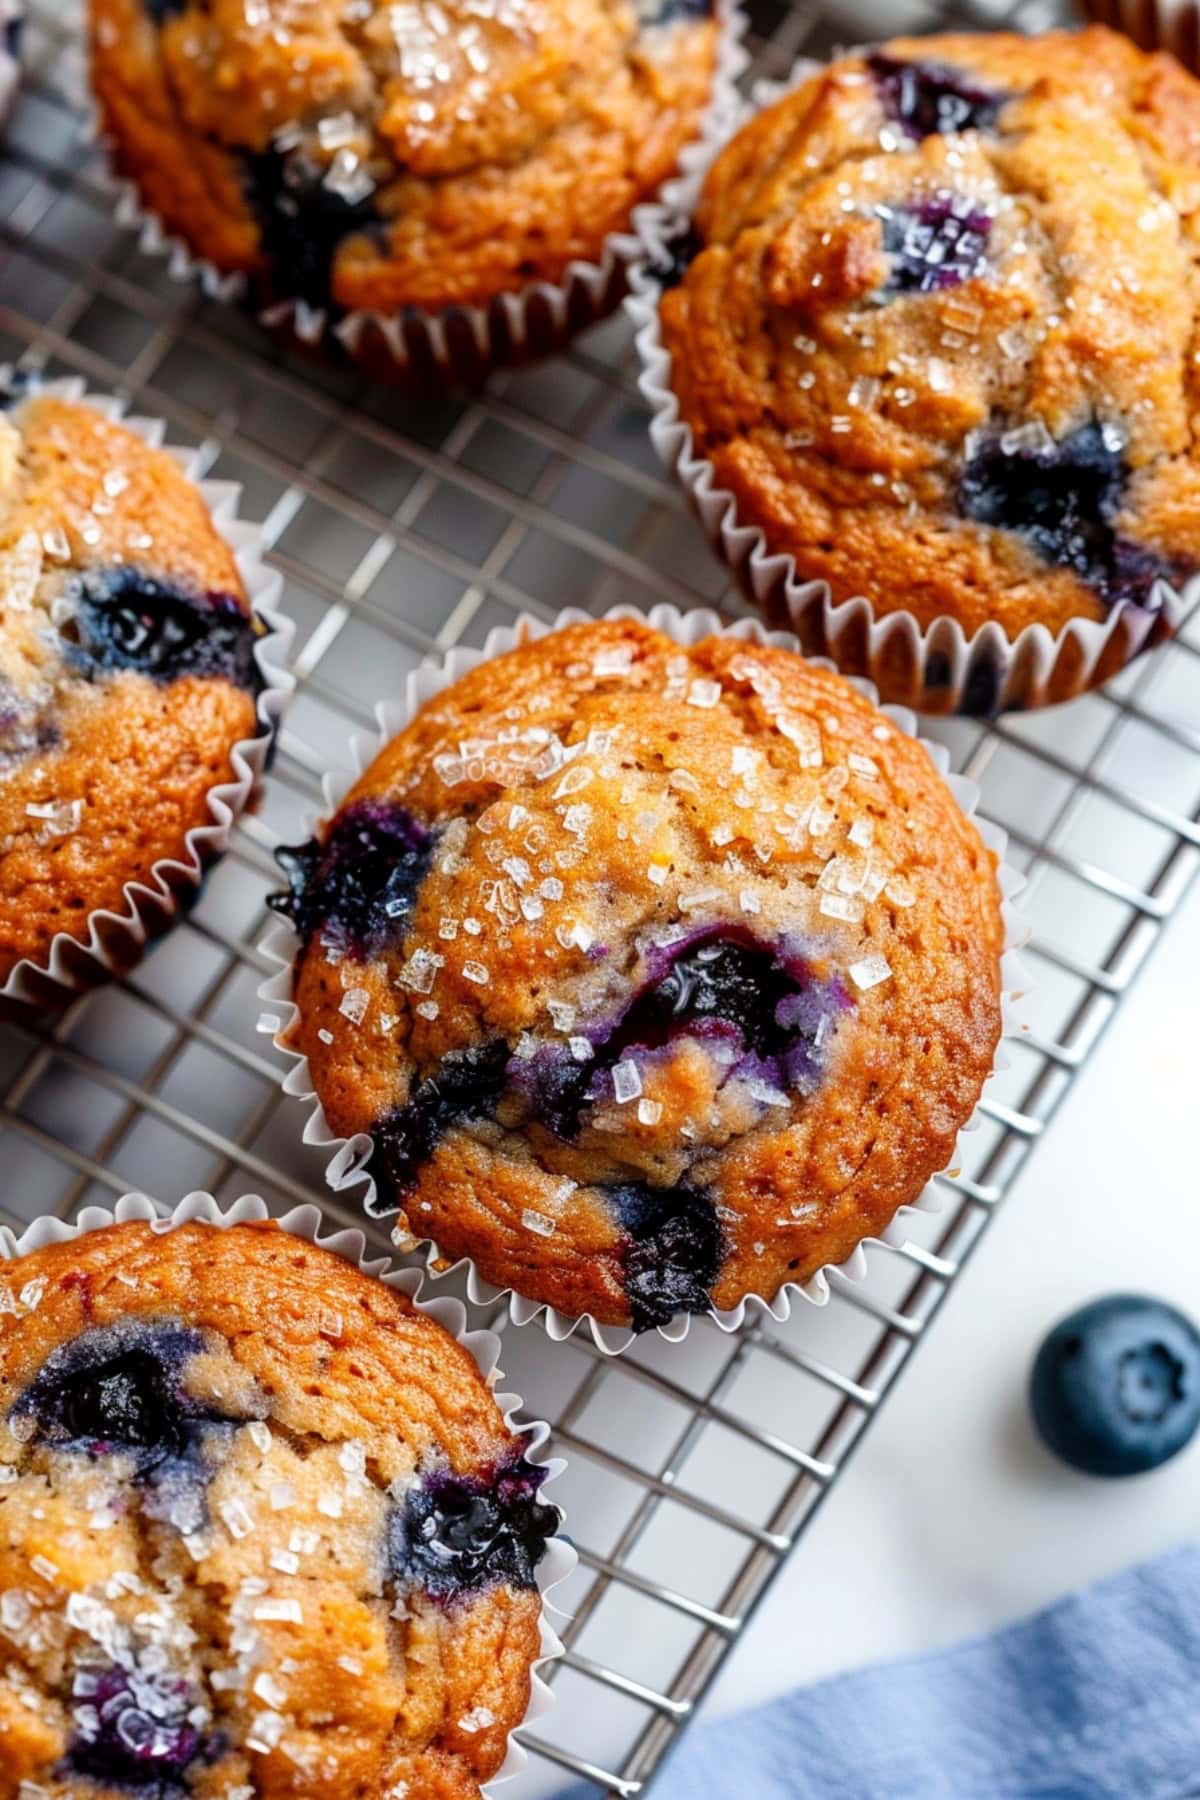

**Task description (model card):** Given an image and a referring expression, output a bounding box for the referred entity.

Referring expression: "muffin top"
[90,0,719,315]
[658,26,1200,639]
[274,618,1005,1334]
[0,1220,558,1798]
[0,390,266,983]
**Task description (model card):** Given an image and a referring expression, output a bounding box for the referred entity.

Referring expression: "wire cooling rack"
[4,0,1200,1794]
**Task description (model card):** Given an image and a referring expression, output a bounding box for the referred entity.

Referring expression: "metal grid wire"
[3,0,1199,1794]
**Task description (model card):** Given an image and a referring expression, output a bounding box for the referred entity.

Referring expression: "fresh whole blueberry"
[66,570,264,690]
[1030,1294,1200,1477]
[608,1180,725,1332]
[868,52,1004,140]
[4,12,21,57]
[271,798,437,958]
[960,421,1180,611]
[243,143,385,312]
[366,1039,511,1206]
[68,1660,205,1788]
[390,1454,558,1600]
[880,196,992,296]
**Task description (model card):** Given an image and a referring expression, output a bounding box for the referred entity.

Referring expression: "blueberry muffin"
[0,1218,560,1797]
[272,618,1005,1335]
[89,0,721,324]
[657,27,1200,647]
[0,389,269,987]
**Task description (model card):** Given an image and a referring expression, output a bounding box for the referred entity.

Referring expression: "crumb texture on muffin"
[90,0,719,315]
[659,26,1200,637]
[275,619,1005,1332]
[0,1220,557,1798]
[0,392,266,982]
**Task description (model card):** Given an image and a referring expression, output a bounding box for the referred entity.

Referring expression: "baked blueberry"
[960,422,1175,611]
[15,1320,242,1482]
[654,222,703,292]
[142,0,187,21]
[367,1039,511,1204]
[66,569,264,690]
[511,930,851,1141]
[390,1454,559,1600]
[869,53,1005,140]
[68,1660,206,1789]
[243,144,385,312]
[880,196,992,296]
[609,1181,725,1332]
[1030,1294,1200,1477]
[272,798,437,958]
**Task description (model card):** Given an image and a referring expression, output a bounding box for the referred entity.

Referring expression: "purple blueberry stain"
[879,195,992,296]
[607,1181,725,1333]
[868,52,1004,140]
[67,1659,209,1791]
[389,1453,559,1601]
[65,569,265,693]
[271,798,438,959]
[511,928,852,1141]
[960,419,1183,611]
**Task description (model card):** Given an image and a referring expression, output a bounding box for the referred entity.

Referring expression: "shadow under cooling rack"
[2,1,1197,1796]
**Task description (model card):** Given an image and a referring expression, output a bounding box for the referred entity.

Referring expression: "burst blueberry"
[869,53,1004,140]
[608,1181,725,1332]
[272,798,437,958]
[880,196,992,296]
[513,929,851,1140]
[66,569,264,690]
[243,144,385,312]
[15,1321,240,1482]
[366,1040,511,1206]
[390,1454,558,1600]
[68,1660,205,1789]
[960,420,1176,611]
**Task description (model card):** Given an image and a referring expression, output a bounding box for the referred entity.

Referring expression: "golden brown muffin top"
[277,619,1005,1332]
[0,1220,558,1797]
[659,27,1200,638]
[90,0,720,312]
[0,393,265,981]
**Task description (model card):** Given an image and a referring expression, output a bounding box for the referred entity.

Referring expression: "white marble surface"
[703,871,1200,1718]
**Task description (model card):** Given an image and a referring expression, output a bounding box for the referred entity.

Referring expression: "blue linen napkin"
[560,1541,1200,1799]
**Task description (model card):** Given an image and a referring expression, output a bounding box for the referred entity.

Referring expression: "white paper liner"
[1083,0,1200,66]
[625,53,1192,715]
[0,1188,574,1792]
[257,601,1033,1357]
[0,374,294,1012]
[87,2,748,385]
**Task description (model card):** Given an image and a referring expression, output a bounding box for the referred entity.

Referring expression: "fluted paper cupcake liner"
[0,1188,574,1791]
[257,601,1033,1356]
[626,54,1190,715]
[0,374,294,1013]
[88,1,747,387]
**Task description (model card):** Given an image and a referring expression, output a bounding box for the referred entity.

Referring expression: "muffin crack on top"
[89,0,722,317]
[274,619,1006,1334]
[0,390,270,985]
[0,1221,561,1797]
[657,26,1200,639]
